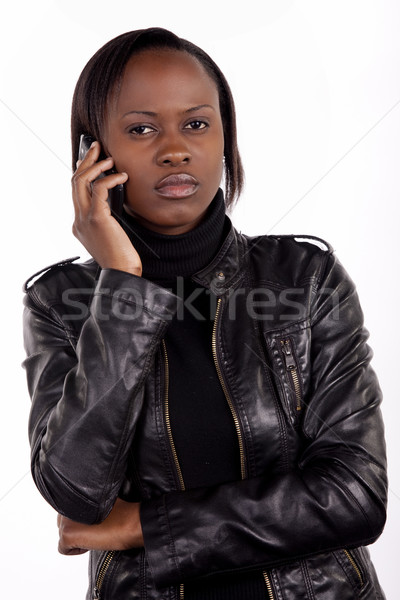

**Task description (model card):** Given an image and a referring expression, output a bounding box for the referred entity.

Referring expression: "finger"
[73,141,102,197]
[58,540,88,556]
[90,172,128,207]
[73,155,114,189]
[78,140,101,166]
[86,173,129,222]
[73,140,111,196]
[71,156,114,215]
[75,141,111,178]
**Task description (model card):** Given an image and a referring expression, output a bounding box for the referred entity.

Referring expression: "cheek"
[210,159,224,183]
[202,137,224,170]
[116,154,149,184]
[212,134,225,168]
[124,175,149,203]
[209,146,224,180]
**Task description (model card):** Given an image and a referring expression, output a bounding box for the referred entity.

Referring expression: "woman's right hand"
[71,141,142,276]
[57,498,144,555]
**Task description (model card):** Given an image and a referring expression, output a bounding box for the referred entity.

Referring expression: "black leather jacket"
[23,224,387,599]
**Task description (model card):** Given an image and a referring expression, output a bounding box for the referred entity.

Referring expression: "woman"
[23,28,387,599]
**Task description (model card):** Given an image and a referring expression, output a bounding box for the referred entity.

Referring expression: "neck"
[120,188,228,281]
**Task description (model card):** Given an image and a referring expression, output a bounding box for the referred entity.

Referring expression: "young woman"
[23,28,387,599]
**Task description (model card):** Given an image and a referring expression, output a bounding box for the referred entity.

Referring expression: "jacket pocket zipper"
[262,570,275,600]
[280,339,302,412]
[93,550,116,599]
[343,549,364,587]
[162,340,185,600]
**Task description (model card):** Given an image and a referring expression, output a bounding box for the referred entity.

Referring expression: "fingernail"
[90,141,97,148]
[76,159,82,168]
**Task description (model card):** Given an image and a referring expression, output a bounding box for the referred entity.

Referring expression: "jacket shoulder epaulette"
[270,234,333,253]
[23,256,80,293]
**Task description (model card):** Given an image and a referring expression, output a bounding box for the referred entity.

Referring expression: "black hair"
[71,27,244,207]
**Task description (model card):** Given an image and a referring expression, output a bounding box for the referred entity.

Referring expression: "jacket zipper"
[162,340,185,600]
[214,298,276,595]
[343,549,364,587]
[280,339,302,412]
[212,297,246,480]
[262,570,275,600]
[93,550,116,599]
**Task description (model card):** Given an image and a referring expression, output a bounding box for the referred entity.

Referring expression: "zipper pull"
[281,339,302,412]
[281,340,296,369]
[93,588,100,599]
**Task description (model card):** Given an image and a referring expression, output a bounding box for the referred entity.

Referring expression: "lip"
[155,173,199,198]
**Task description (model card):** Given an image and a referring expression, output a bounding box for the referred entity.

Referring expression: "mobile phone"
[78,134,124,223]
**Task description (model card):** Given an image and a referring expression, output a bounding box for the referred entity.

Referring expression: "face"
[103,49,225,235]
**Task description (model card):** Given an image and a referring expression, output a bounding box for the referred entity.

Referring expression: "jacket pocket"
[342,549,365,589]
[89,548,149,600]
[264,322,311,427]
[269,551,368,599]
[333,547,369,595]
[93,551,118,599]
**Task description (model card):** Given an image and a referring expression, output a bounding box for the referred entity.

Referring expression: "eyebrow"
[121,104,215,118]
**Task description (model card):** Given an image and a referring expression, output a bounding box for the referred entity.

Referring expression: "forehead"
[112,49,220,113]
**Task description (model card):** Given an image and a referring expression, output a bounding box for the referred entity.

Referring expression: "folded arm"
[140,253,387,587]
[24,267,179,523]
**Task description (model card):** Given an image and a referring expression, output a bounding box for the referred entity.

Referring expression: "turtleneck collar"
[120,188,228,281]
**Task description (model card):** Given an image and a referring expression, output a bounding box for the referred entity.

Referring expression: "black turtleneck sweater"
[122,188,228,280]
[121,190,268,599]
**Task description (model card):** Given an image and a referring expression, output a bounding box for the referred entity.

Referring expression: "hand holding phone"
[79,134,124,223]
[71,137,142,276]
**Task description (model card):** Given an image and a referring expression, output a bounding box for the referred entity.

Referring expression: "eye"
[184,120,209,131]
[128,125,156,135]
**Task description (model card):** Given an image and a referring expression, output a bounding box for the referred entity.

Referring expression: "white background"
[1,1,399,598]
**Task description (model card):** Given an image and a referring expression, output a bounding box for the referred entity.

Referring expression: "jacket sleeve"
[23,268,179,523]
[140,252,387,587]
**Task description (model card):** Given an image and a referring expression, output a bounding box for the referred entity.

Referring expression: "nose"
[155,135,192,167]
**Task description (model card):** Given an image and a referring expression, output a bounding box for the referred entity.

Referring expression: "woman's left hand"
[57,498,144,555]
